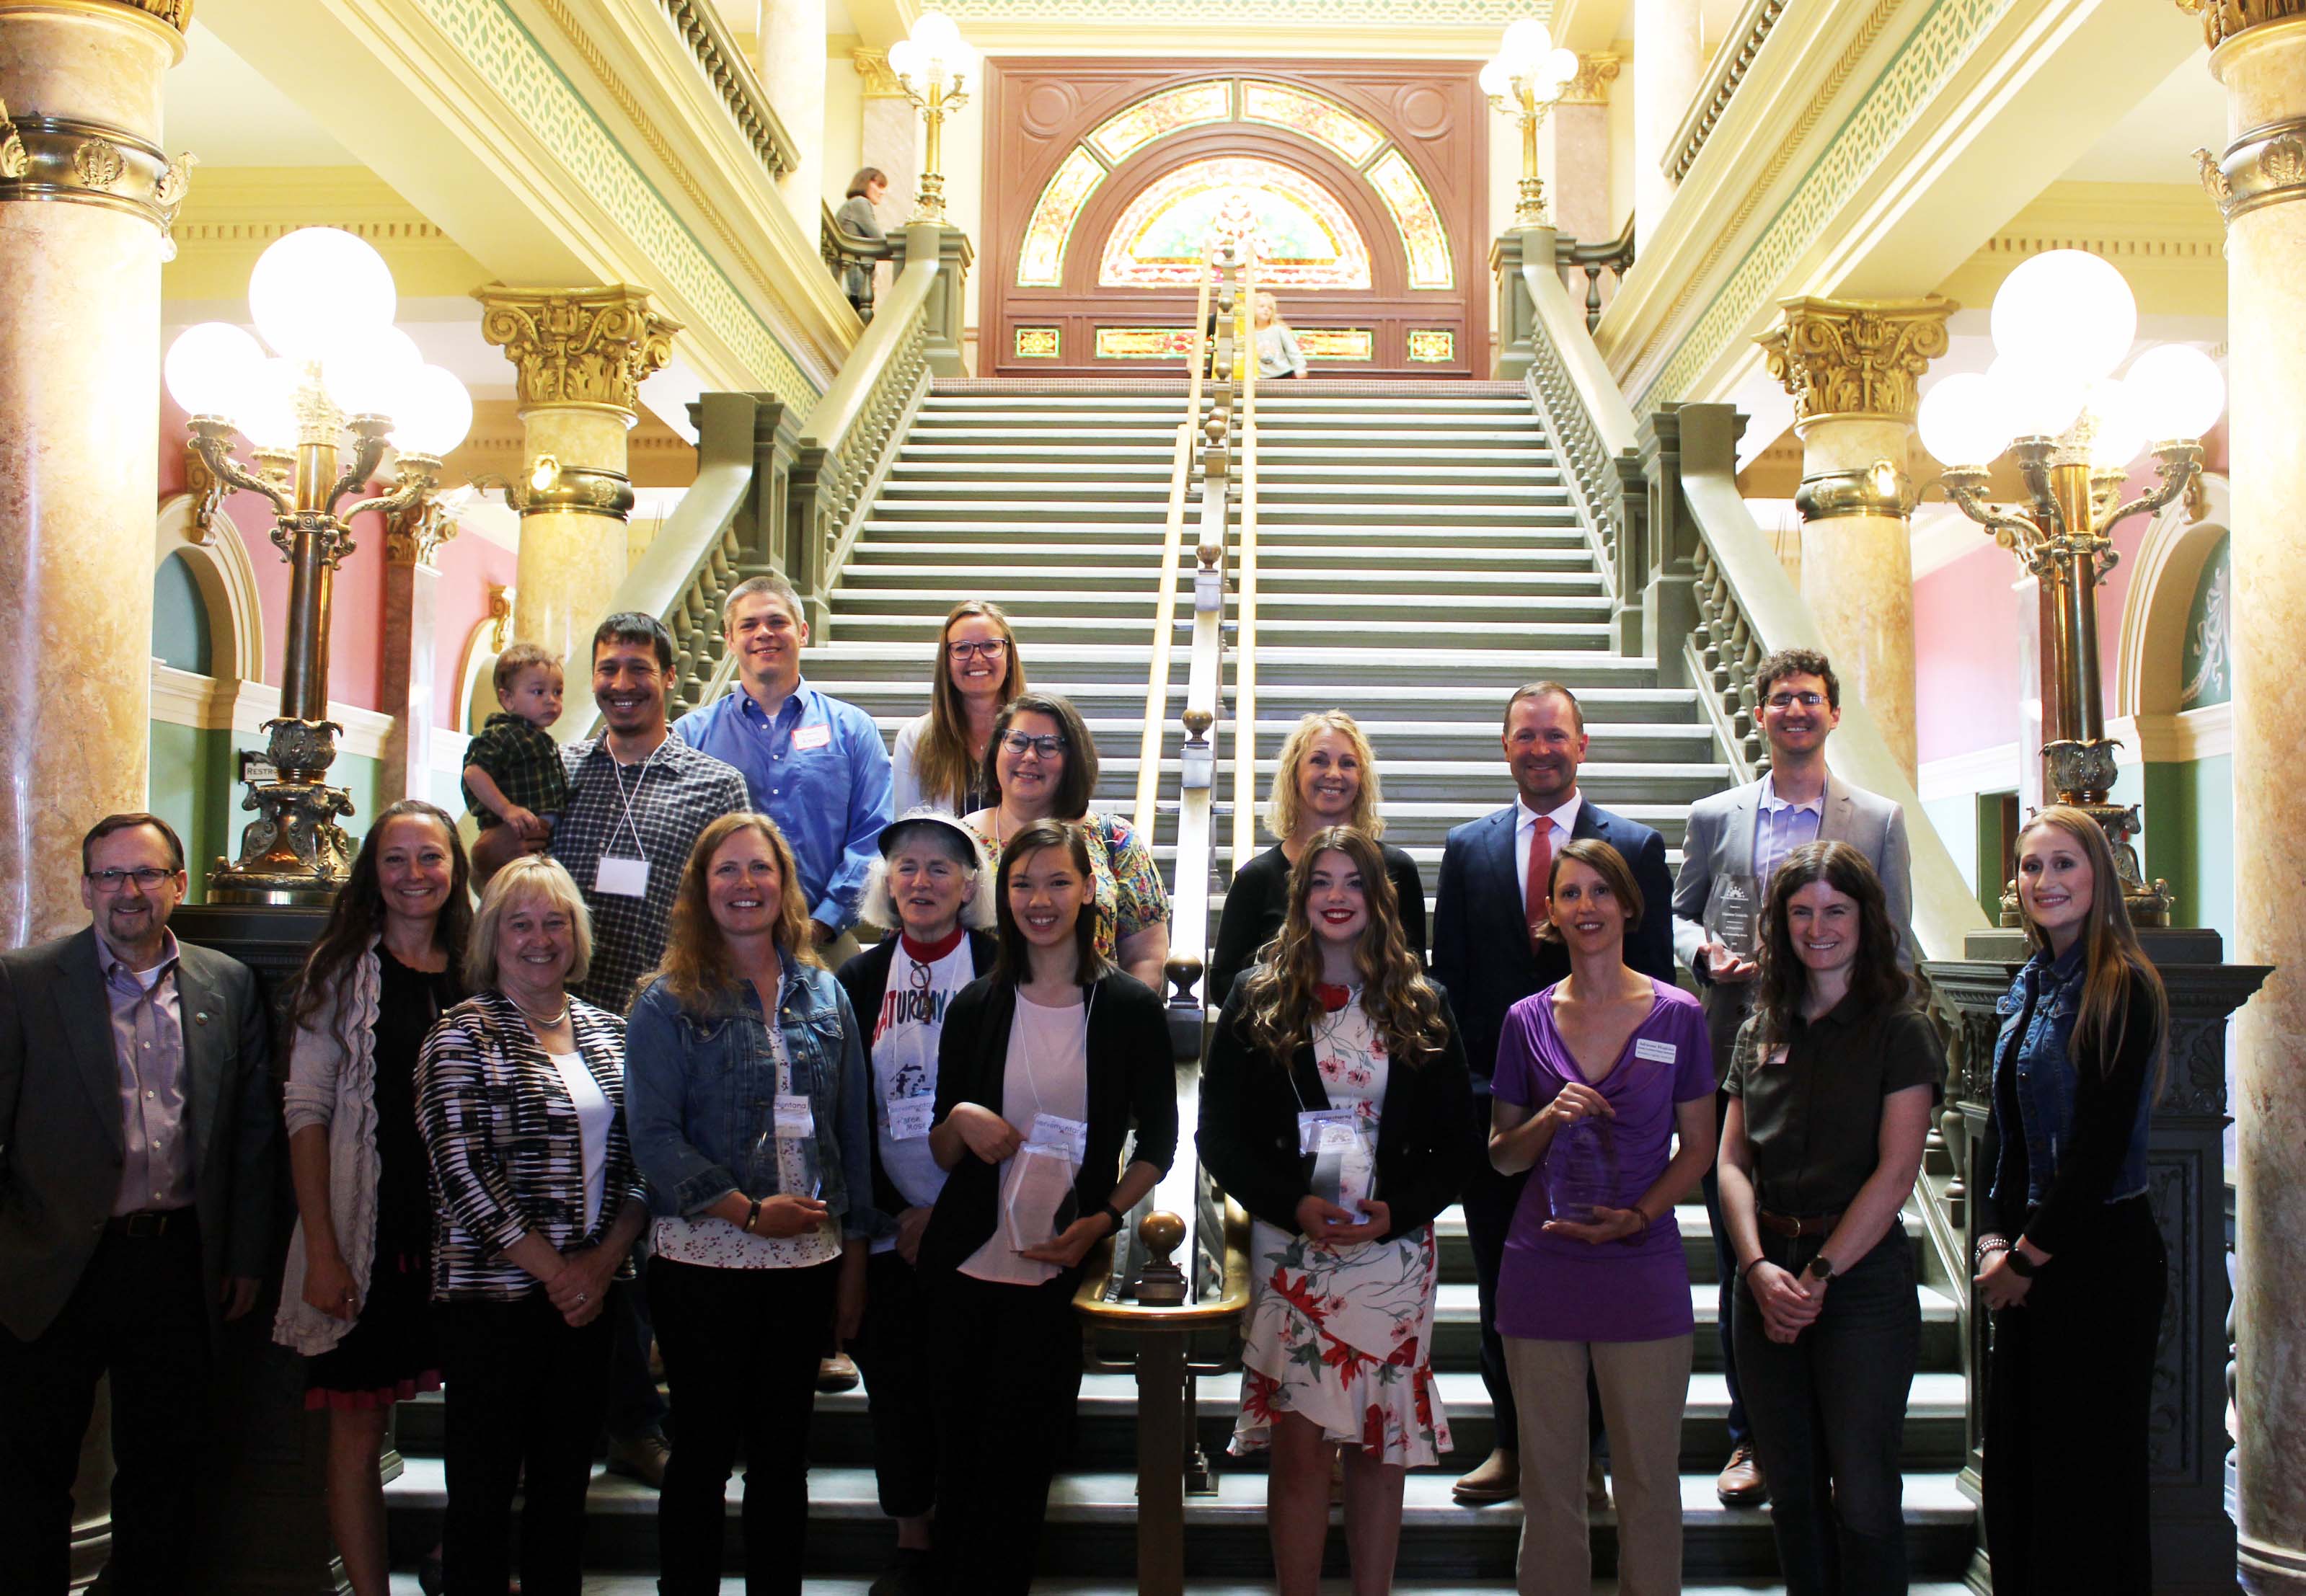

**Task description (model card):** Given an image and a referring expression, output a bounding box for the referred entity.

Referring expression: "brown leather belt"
[1758,1209,1841,1238]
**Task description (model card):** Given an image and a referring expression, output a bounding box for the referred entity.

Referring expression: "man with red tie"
[1431,680,1677,1504]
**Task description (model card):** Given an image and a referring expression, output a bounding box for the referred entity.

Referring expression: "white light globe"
[1478,57,1511,97]
[1501,17,1552,71]
[1989,249,2136,386]
[234,358,304,451]
[2124,344,2225,441]
[885,37,921,81]
[164,322,266,420]
[1916,372,2012,467]
[2084,378,2146,471]
[389,364,474,457]
[1989,354,2085,440]
[909,9,960,59]
[1545,48,1581,86]
[249,227,396,360]
[322,324,423,419]
[945,37,980,78]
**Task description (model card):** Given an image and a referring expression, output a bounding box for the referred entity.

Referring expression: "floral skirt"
[1229,1220,1450,1467]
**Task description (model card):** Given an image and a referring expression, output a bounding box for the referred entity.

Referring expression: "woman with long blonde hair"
[891,599,1026,816]
[1209,710,1426,1005]
[1973,805,2168,1594]
[1200,825,1476,1596]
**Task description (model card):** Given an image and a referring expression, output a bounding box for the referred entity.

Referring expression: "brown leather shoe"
[1452,1447,1520,1504]
[606,1429,671,1491]
[1716,1441,1768,1505]
[818,1352,861,1393]
[1585,1458,1611,1512]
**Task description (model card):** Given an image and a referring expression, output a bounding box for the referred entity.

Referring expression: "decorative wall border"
[942,0,1542,20]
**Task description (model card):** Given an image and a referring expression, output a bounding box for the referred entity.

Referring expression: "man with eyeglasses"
[0,813,276,1594]
[1669,646,1913,1509]
[673,572,893,967]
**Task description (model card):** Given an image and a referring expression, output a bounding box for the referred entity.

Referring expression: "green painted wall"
[152,554,211,675]
[2142,753,2236,945]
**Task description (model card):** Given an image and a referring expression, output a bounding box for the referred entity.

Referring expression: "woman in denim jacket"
[624,813,877,1596]
[1972,805,2168,1594]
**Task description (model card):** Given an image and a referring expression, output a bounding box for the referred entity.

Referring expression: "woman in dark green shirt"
[1716,840,1943,1596]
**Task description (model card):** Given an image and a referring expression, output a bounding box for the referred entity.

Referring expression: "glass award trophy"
[1545,1114,1617,1226]
[1306,1116,1379,1228]
[1001,1116,1086,1252]
[1703,873,1763,961]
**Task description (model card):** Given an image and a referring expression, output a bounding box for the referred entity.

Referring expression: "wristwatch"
[2005,1248,2041,1279]
[1805,1254,1837,1284]
[1100,1203,1126,1238]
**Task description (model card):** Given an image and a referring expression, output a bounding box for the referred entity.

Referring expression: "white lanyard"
[1017,983,1095,1129]
[607,742,663,859]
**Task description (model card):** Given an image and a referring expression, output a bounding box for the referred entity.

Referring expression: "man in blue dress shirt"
[672,573,893,962]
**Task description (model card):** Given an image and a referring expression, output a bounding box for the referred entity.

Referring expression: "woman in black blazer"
[1199,825,1478,1596]
[919,817,1178,1594]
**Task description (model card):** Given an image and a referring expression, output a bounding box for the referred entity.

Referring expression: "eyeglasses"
[85,866,174,890]
[948,639,1010,662]
[1000,732,1065,758]
[1765,691,1826,709]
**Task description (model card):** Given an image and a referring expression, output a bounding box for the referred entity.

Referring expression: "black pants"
[0,1219,208,1596]
[607,1233,668,1440]
[932,1271,1083,1594]
[1732,1223,1919,1595]
[1700,1085,1751,1449]
[853,1248,939,1520]
[434,1290,616,1596]
[649,1254,836,1595]
[1982,1195,2165,1595]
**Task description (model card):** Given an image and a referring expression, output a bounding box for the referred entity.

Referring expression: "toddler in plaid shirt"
[463,642,570,885]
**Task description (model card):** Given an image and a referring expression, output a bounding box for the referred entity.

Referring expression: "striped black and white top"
[415,990,646,1302]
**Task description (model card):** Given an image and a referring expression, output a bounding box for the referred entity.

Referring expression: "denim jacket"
[624,956,882,1241]
[1987,944,2152,1217]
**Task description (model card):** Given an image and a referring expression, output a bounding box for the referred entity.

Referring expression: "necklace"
[514,995,570,1030]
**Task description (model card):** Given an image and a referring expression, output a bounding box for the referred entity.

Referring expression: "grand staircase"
[381,377,1977,1590]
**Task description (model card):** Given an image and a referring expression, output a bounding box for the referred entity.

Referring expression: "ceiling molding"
[164,166,487,301]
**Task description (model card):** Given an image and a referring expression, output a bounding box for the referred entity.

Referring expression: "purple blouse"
[1490,977,1714,1343]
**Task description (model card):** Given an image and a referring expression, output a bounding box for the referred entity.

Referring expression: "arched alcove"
[2116,472,2231,724]
[152,491,267,688]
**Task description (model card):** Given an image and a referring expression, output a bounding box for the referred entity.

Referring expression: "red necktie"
[1524,818,1553,952]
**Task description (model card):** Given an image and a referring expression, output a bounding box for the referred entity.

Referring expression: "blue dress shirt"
[672,680,893,933]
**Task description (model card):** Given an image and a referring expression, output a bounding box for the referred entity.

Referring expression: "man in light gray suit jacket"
[1670,648,1912,1510]
[0,813,276,1595]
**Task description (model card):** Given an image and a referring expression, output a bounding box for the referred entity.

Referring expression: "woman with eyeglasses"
[893,600,1027,817]
[961,691,1171,991]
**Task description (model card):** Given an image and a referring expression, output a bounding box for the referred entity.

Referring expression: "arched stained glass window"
[1097,156,1374,289]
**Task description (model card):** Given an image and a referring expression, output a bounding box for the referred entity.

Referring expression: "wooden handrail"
[1229,254,1260,877]
[1131,260,1215,843]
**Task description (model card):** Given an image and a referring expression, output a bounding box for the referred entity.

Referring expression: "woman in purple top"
[1488,838,1717,1596]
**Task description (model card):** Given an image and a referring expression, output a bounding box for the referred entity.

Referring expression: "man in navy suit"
[1431,680,1677,1504]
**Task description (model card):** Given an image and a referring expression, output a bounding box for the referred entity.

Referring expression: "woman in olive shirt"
[1716,841,1943,1596]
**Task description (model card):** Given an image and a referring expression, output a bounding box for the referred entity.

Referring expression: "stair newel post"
[746,394,799,580]
[1488,223,1555,380]
[888,221,973,377]
[785,443,833,636]
[1610,445,1649,653]
[1635,404,1721,689]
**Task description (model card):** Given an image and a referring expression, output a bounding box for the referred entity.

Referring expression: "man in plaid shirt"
[553,612,748,1015]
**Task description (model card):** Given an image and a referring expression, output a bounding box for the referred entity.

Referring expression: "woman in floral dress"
[1199,825,1480,1596]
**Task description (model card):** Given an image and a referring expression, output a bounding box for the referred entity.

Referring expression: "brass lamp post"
[163,226,475,904]
[885,9,976,224]
[1480,20,1581,226]
[1917,249,2226,927]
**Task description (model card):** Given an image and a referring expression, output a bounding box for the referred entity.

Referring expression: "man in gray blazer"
[0,813,276,1595]
[1671,649,1912,1509]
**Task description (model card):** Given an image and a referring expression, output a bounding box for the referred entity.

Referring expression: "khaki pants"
[1503,1332,1692,1596]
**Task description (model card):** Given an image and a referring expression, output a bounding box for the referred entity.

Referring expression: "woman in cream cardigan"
[273,800,472,1596]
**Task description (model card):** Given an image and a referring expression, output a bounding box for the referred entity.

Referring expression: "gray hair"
[858,822,997,930]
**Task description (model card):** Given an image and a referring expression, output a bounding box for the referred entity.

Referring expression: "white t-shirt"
[652,1017,839,1270]
[547,1050,612,1233]
[960,989,1090,1287]
[869,931,976,1254]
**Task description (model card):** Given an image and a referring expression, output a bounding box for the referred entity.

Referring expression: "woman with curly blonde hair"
[623,813,877,1595]
[1199,825,1477,1596]
[1209,710,1426,1005]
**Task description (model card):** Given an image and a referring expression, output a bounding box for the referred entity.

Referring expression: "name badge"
[1297,1108,1360,1156]
[596,854,650,898]
[886,1098,935,1141]
[774,1093,814,1138]
[1027,1112,1088,1162]
[792,722,833,752]
[1633,1037,1677,1065]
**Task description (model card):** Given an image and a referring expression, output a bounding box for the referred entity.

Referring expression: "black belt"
[106,1208,192,1238]
[1758,1208,1840,1238]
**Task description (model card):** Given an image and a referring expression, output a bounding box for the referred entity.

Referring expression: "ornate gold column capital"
[1560,53,1622,106]
[2175,0,2306,48]
[852,47,905,98]
[1757,295,1958,427]
[472,283,681,413]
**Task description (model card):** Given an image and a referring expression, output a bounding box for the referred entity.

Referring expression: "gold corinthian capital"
[473,284,681,412]
[1756,296,1957,426]
[2174,0,2306,47]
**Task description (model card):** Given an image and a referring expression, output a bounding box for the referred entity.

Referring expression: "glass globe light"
[234,358,304,451]
[885,37,921,82]
[2124,344,2225,442]
[322,325,423,419]
[1916,372,2012,468]
[1989,354,2085,440]
[1989,249,2136,386]
[248,226,397,361]
[1544,48,1581,89]
[389,364,474,457]
[944,37,979,79]
[910,9,960,61]
[2083,378,2146,471]
[1478,57,1511,97]
[164,322,267,420]
[1501,17,1552,72]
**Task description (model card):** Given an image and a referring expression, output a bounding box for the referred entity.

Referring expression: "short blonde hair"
[464,855,594,991]
[1266,711,1384,842]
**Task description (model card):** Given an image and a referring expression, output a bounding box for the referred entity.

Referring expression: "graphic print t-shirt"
[870,932,976,1251]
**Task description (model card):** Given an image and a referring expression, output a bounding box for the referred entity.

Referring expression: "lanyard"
[606,741,664,859]
[1017,983,1095,1127]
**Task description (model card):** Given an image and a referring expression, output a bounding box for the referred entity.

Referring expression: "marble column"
[2194,9,2306,1590]
[1633,0,1700,252]
[475,285,678,668]
[1756,295,1956,781]
[1549,53,1620,248]
[855,49,918,309]
[758,0,825,236]
[0,0,186,942]
[377,501,457,804]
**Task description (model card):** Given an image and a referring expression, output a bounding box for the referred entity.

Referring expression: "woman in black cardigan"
[918,817,1178,1595]
[1209,711,1425,1006]
[1199,825,1477,1596]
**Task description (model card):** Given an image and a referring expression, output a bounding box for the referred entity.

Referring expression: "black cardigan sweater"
[916,968,1179,1282]
[834,928,999,1228]
[1207,841,1428,1007]
[1196,979,1479,1246]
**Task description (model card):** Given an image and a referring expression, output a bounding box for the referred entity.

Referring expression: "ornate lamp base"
[206,718,355,905]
